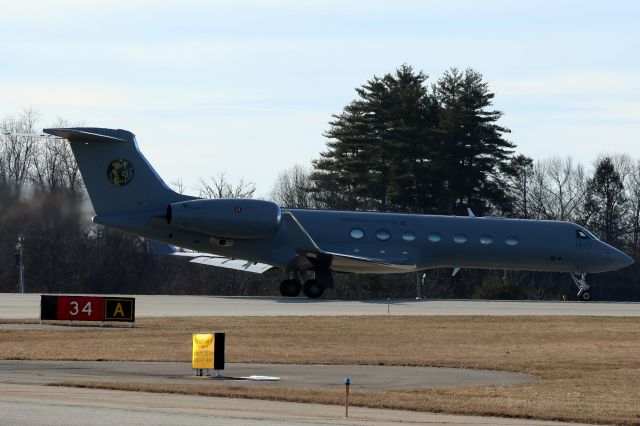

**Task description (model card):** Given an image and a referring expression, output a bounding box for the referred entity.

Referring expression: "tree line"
[1,65,638,299]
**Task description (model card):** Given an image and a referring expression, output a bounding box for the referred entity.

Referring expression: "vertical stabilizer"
[43,127,189,215]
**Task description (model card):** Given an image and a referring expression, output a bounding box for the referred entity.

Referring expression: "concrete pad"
[0,360,537,389]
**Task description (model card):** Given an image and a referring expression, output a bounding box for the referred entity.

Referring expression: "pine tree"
[506,154,534,218]
[584,157,627,245]
[313,65,514,215]
[434,68,515,215]
[312,64,438,211]
[384,66,440,213]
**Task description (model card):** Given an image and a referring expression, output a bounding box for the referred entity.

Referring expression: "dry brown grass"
[4,316,640,424]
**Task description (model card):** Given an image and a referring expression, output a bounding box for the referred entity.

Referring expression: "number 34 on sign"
[40,295,136,323]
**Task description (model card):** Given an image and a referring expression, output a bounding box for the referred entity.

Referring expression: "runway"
[0,383,588,426]
[1,293,639,318]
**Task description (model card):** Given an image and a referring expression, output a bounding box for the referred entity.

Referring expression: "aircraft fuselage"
[97,207,633,276]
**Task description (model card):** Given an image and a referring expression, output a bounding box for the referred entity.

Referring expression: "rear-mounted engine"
[166,198,281,239]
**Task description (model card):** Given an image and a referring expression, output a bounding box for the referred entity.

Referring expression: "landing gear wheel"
[302,279,324,299]
[280,279,301,297]
[570,273,591,302]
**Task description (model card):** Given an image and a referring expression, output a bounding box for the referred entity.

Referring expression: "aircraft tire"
[580,291,592,302]
[303,279,324,299]
[280,279,301,297]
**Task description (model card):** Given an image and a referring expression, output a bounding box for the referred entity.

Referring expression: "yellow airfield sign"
[192,334,214,369]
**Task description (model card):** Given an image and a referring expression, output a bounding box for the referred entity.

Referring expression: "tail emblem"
[107,159,135,186]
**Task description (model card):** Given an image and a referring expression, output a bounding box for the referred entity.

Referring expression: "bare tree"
[0,108,41,185]
[621,158,640,256]
[31,118,83,193]
[196,172,256,199]
[530,156,586,221]
[269,164,315,208]
[170,177,187,194]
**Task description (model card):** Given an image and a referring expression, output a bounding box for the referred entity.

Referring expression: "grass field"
[2,316,640,424]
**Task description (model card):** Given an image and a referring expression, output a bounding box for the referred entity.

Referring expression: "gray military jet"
[43,127,634,301]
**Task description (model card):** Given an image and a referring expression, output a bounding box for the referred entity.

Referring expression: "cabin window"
[376,229,391,241]
[427,232,442,243]
[576,230,591,240]
[453,234,467,244]
[479,235,493,245]
[505,236,519,246]
[402,231,416,242]
[350,228,365,240]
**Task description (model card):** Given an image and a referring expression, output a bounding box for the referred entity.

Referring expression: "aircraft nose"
[606,247,635,270]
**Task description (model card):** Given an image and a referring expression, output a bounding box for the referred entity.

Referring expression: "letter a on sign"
[113,303,125,317]
[104,298,134,321]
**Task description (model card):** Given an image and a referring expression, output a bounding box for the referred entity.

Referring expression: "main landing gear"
[302,279,324,298]
[280,268,332,299]
[570,273,592,301]
[279,279,302,297]
[279,278,325,298]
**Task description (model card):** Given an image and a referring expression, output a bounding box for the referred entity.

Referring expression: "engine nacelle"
[167,198,281,239]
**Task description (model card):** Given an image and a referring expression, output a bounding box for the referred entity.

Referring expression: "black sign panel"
[214,333,225,370]
[40,295,58,321]
[104,298,135,321]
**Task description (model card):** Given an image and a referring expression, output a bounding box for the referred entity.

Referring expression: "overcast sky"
[1,0,638,196]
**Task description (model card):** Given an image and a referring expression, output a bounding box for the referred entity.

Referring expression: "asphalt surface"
[0,383,591,426]
[1,293,640,318]
[0,360,537,389]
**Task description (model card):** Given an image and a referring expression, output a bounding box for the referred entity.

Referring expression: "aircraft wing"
[148,240,273,274]
[282,211,417,273]
[323,252,417,273]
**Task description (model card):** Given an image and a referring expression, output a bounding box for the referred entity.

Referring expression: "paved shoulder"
[0,383,590,426]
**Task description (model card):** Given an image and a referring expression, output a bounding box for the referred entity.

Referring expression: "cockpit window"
[576,230,591,240]
[584,229,599,240]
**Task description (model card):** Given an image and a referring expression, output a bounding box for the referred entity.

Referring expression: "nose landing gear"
[570,273,592,301]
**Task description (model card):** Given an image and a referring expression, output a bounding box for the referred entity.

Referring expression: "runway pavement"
[0,383,591,426]
[1,293,639,318]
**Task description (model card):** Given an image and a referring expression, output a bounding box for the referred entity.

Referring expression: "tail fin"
[43,127,188,215]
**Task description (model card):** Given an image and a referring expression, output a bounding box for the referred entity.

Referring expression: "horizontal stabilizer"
[43,128,130,143]
[4,132,60,139]
[148,240,273,274]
